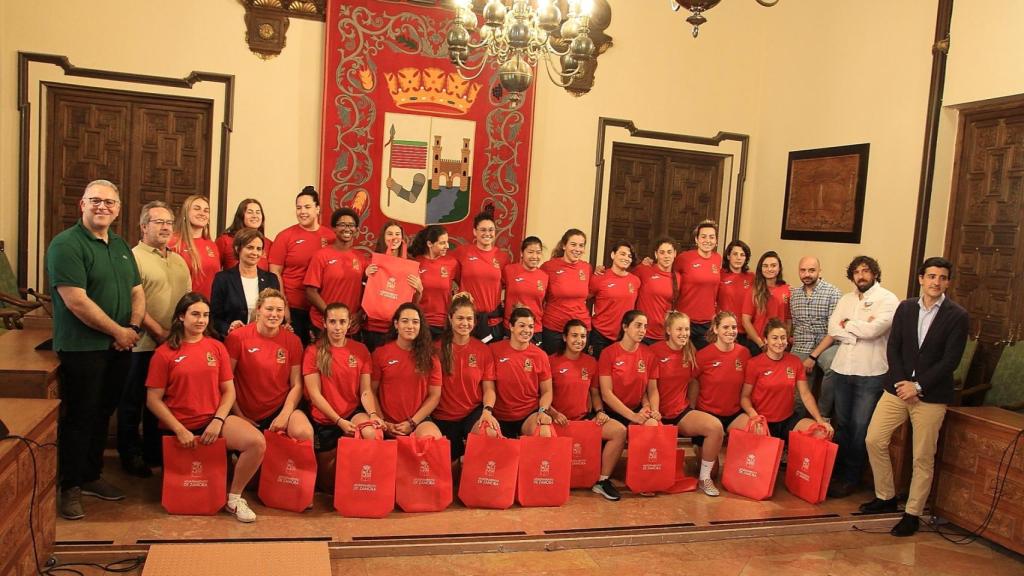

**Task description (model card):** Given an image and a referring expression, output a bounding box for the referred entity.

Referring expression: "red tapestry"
[320,0,536,258]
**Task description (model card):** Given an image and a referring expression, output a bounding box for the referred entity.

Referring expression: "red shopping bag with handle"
[625,424,677,494]
[785,424,838,504]
[161,436,227,515]
[553,420,602,488]
[517,425,572,507]
[722,416,784,501]
[334,423,397,518]
[395,435,453,512]
[458,421,520,509]
[665,448,698,494]
[258,430,316,512]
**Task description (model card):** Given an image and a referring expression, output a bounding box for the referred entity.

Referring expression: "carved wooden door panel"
[664,152,723,250]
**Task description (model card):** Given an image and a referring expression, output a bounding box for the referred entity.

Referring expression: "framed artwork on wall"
[780,143,869,243]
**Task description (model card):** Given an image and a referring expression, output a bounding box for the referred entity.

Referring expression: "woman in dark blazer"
[211,228,279,338]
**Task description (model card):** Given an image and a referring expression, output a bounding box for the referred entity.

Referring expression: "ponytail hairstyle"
[409,224,447,258]
[314,302,351,378]
[651,237,679,302]
[618,309,646,341]
[440,292,475,375]
[166,292,214,350]
[374,220,407,258]
[473,203,497,229]
[558,318,588,355]
[606,240,636,270]
[663,310,697,369]
[705,310,737,344]
[173,195,213,279]
[762,316,789,341]
[253,287,286,324]
[225,198,266,235]
[508,305,535,328]
[551,228,586,259]
[388,302,435,374]
[296,185,320,206]
[753,251,784,314]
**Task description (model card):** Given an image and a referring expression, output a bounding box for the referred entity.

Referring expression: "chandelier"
[446,0,597,103]
[671,1,780,38]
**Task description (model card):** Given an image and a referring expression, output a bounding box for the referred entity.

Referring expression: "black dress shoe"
[859,496,899,514]
[891,513,920,537]
[827,481,856,498]
[121,455,153,478]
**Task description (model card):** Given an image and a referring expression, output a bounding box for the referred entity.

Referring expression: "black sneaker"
[591,479,621,501]
[827,481,856,499]
[859,496,898,514]
[60,487,85,520]
[891,513,920,537]
[81,478,126,501]
[121,455,153,478]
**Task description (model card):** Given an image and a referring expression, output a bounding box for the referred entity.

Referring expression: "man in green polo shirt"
[47,179,145,520]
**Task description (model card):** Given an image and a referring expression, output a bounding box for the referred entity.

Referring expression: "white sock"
[598,475,609,481]
[228,492,242,504]
[699,460,715,481]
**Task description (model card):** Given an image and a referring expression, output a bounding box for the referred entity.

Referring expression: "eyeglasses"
[84,197,120,208]
[335,222,357,229]
[148,219,175,227]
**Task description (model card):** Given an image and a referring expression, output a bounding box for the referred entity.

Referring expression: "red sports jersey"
[169,235,221,300]
[743,282,792,339]
[371,342,442,423]
[673,250,722,324]
[146,337,232,430]
[503,263,549,331]
[216,232,272,271]
[598,343,657,411]
[694,344,751,416]
[452,244,508,325]
[416,255,458,328]
[302,340,371,424]
[541,258,592,331]
[224,323,303,421]
[270,224,335,309]
[490,341,552,421]
[303,246,369,329]
[589,271,640,341]
[433,338,495,421]
[718,271,754,334]
[745,352,805,423]
[549,353,598,421]
[634,264,678,341]
[649,341,695,419]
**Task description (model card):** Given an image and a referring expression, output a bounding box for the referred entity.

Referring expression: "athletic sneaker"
[591,479,621,501]
[697,477,720,497]
[60,487,85,520]
[80,478,125,501]
[225,497,257,523]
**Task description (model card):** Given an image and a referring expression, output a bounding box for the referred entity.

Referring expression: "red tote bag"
[361,253,420,328]
[334,423,397,518]
[722,416,784,501]
[665,449,698,494]
[458,422,520,509]
[395,435,453,513]
[785,425,838,504]
[625,424,677,494]
[517,426,572,507]
[161,436,227,515]
[554,421,602,488]
[258,430,317,512]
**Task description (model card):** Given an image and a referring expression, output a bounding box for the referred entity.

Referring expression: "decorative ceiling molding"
[241,0,326,59]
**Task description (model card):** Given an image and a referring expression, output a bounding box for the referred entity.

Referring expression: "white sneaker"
[226,497,257,523]
[698,477,720,497]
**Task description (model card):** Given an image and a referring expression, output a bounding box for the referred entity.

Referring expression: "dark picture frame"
[780,143,869,244]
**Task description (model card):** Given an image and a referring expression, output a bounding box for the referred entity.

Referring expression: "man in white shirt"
[824,256,900,498]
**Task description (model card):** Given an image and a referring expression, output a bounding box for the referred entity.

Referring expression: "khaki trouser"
[864,391,947,516]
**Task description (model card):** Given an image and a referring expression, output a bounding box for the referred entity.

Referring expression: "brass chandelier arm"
[540,53,580,88]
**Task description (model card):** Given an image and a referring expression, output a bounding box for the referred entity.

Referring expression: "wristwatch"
[128,324,143,335]
[537,406,548,415]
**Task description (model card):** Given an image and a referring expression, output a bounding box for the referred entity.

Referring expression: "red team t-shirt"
[673,250,722,324]
[549,353,598,421]
[503,263,549,331]
[490,341,552,421]
[743,282,792,340]
[169,235,221,300]
[718,271,754,334]
[146,337,232,430]
[598,343,657,411]
[694,344,751,416]
[634,264,678,341]
[589,271,640,340]
[541,258,592,331]
[303,246,369,329]
[270,224,335,309]
[371,342,442,423]
[301,340,371,424]
[216,232,272,271]
[416,255,457,328]
[433,338,495,421]
[745,352,805,423]
[649,341,695,419]
[224,323,304,421]
[452,244,509,324]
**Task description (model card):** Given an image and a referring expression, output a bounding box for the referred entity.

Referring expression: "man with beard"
[789,256,841,417]
[824,256,899,498]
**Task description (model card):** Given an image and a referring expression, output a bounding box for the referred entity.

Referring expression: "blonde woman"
[169,195,221,299]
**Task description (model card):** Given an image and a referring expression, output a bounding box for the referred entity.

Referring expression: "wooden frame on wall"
[780,143,869,244]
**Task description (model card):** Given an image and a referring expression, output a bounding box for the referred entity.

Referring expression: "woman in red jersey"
[362,220,422,351]
[547,319,626,502]
[146,292,265,523]
[225,288,313,442]
[730,319,832,440]
[589,241,640,359]
[305,207,370,342]
[366,303,443,438]
[503,236,549,345]
[648,311,725,497]
[693,311,751,430]
[490,307,553,438]
[635,237,679,346]
[409,225,457,338]
[673,219,722,349]
[718,240,758,356]
[169,195,221,300]
[742,251,792,350]
[540,228,592,354]
[598,310,659,428]
[216,198,272,271]
[433,294,498,460]
[452,206,509,342]
[270,186,336,346]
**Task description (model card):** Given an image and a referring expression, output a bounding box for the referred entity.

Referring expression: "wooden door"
[46,84,213,248]
[604,142,723,263]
